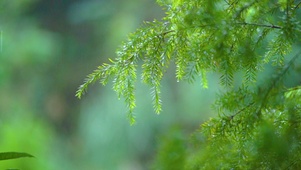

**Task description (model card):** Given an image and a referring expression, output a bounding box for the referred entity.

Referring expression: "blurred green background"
[0,0,217,169]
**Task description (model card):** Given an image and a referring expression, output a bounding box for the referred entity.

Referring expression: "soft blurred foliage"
[0,0,217,169]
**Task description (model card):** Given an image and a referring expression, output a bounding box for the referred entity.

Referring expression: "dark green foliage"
[152,127,186,170]
[0,152,34,161]
[77,0,301,168]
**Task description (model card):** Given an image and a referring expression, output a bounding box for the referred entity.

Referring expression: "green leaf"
[0,152,34,161]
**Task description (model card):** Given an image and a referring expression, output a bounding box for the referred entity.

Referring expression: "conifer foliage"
[77,0,301,168]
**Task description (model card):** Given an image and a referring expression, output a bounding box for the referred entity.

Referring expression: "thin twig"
[161,30,175,36]
[294,1,301,10]
[230,102,255,119]
[223,0,230,5]
[286,0,289,17]
[236,22,282,29]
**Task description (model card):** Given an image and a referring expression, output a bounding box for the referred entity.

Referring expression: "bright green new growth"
[77,0,300,122]
[77,0,301,168]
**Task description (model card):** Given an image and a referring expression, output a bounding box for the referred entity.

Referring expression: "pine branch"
[76,66,103,99]
[255,51,301,116]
